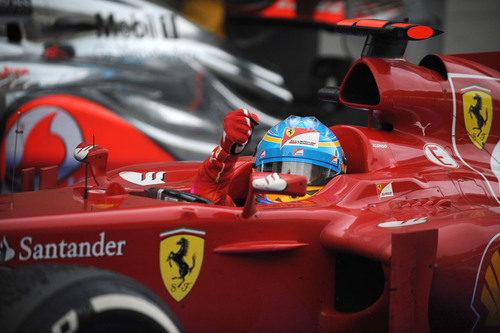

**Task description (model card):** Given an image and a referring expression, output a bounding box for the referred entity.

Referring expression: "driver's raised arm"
[191,109,259,205]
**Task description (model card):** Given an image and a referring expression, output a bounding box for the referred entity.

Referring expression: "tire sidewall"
[0,264,182,333]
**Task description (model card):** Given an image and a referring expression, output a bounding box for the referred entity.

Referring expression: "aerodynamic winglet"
[334,19,443,58]
[335,19,443,41]
[227,10,443,58]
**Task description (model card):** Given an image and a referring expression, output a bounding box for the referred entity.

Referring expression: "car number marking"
[119,171,166,185]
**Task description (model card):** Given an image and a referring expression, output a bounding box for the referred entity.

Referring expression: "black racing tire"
[0,264,183,333]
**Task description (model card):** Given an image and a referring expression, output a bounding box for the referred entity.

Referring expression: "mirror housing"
[74,142,110,187]
[242,172,307,218]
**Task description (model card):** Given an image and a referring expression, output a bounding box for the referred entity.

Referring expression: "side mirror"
[242,172,307,218]
[74,142,110,187]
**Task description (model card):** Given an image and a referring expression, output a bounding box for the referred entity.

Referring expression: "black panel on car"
[341,63,380,106]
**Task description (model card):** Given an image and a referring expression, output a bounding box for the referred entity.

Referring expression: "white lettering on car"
[119,171,166,185]
[378,217,428,228]
[18,232,126,261]
[253,173,287,191]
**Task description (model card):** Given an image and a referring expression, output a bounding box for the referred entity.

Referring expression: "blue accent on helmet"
[255,116,344,173]
[255,194,275,204]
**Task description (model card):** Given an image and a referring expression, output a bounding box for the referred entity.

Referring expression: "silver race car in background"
[0,0,292,190]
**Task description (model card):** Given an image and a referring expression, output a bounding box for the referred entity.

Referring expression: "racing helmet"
[254,115,345,203]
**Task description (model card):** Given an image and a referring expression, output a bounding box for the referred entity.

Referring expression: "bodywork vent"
[340,63,380,106]
[419,54,447,80]
[335,252,385,313]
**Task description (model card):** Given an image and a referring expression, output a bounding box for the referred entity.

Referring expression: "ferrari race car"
[0,0,290,191]
[1,19,500,332]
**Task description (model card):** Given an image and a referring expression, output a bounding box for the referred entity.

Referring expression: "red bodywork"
[0,94,175,187]
[1,48,500,332]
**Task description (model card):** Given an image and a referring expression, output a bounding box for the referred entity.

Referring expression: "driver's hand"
[221,109,259,154]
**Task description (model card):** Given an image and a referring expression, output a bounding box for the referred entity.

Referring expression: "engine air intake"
[341,63,380,106]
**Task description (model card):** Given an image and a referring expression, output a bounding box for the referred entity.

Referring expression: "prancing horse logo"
[469,94,488,134]
[159,229,205,302]
[463,89,493,149]
[167,238,196,287]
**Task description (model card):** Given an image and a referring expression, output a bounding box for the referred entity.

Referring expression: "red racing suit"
[190,109,259,205]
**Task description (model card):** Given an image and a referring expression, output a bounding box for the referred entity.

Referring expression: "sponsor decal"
[209,146,222,163]
[372,143,388,148]
[0,66,32,91]
[462,88,493,149]
[414,121,430,136]
[378,217,428,228]
[471,233,500,330]
[4,106,83,182]
[0,232,126,262]
[294,148,304,156]
[0,66,28,79]
[159,228,205,302]
[119,171,166,186]
[424,143,458,168]
[331,155,338,164]
[281,127,319,149]
[0,236,15,262]
[260,150,266,158]
[376,182,394,199]
[253,173,287,191]
[74,144,93,161]
[95,13,176,39]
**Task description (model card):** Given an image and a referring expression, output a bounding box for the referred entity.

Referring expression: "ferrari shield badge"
[462,88,493,149]
[159,228,205,302]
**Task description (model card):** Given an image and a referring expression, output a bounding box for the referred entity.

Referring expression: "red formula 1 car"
[1,20,500,332]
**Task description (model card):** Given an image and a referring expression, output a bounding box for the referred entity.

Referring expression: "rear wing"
[229,3,443,59]
[334,19,442,58]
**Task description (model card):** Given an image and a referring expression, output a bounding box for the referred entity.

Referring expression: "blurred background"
[166,0,500,125]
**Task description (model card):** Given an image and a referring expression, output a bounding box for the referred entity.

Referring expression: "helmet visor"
[256,161,340,186]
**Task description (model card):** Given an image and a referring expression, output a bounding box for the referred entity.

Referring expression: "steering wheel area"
[143,187,213,204]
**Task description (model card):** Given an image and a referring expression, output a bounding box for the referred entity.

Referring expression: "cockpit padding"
[331,125,370,174]
[228,157,253,202]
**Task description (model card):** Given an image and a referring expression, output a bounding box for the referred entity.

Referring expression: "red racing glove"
[191,109,259,205]
[220,109,259,154]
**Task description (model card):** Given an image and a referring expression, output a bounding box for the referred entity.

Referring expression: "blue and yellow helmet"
[254,116,345,203]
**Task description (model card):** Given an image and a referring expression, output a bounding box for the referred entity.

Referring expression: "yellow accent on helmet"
[262,186,323,203]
